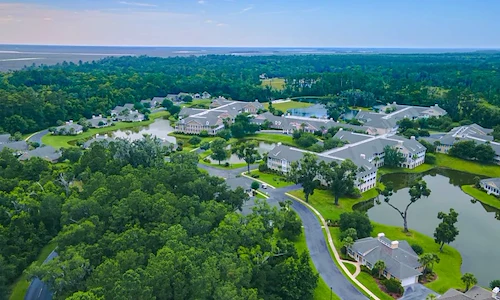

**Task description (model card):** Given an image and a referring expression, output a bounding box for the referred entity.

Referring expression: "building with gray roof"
[480,178,500,196]
[0,140,29,154]
[87,115,111,128]
[348,233,423,287]
[53,122,83,135]
[422,123,500,164]
[0,134,11,144]
[19,146,61,163]
[82,134,116,149]
[355,103,447,134]
[440,286,499,300]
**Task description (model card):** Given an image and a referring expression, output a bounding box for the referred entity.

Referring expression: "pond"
[287,104,328,118]
[356,169,500,285]
[112,119,176,144]
[207,142,276,164]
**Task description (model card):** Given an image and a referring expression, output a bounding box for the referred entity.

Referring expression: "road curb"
[241,171,277,189]
[285,192,380,300]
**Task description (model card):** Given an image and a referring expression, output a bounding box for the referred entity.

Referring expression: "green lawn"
[288,188,379,220]
[261,78,286,91]
[9,241,57,300]
[293,231,341,300]
[434,153,500,177]
[291,186,463,295]
[246,133,299,147]
[461,185,500,210]
[42,111,170,149]
[378,163,435,176]
[183,99,212,108]
[345,263,357,275]
[248,170,295,188]
[199,160,248,170]
[356,272,393,300]
[268,100,312,111]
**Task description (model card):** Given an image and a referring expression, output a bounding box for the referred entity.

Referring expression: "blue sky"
[0,0,499,47]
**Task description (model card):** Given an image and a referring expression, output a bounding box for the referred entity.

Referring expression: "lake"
[287,104,328,118]
[112,119,176,144]
[356,169,500,285]
[207,142,276,164]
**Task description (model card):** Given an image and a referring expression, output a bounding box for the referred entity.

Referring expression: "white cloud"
[198,0,206,4]
[118,1,157,7]
[43,17,53,21]
[205,19,213,23]
[232,6,253,15]
[216,23,227,27]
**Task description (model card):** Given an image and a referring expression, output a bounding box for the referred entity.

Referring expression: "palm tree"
[418,253,440,275]
[373,260,386,279]
[461,273,477,292]
[426,294,437,300]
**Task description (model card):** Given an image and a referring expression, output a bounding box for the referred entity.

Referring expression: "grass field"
[268,100,313,111]
[434,153,500,177]
[249,170,295,188]
[461,185,500,210]
[345,263,357,275]
[378,163,435,176]
[291,186,463,295]
[356,272,393,300]
[261,78,286,90]
[293,230,341,300]
[9,241,57,300]
[199,160,248,170]
[246,133,298,147]
[184,99,212,108]
[42,111,170,149]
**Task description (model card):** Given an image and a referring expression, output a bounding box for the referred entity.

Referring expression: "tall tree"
[378,180,431,232]
[210,138,228,165]
[383,145,405,167]
[434,208,459,252]
[232,141,262,173]
[286,153,320,203]
[320,159,358,206]
[461,273,477,292]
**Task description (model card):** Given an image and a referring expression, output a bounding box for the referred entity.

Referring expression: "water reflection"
[112,119,176,144]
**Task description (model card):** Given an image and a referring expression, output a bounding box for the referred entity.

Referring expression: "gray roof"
[124,103,135,109]
[87,117,110,127]
[0,141,29,152]
[19,146,61,162]
[180,111,225,127]
[0,134,11,144]
[351,236,421,280]
[56,123,83,132]
[440,286,493,300]
[334,130,372,143]
[179,107,208,117]
[115,112,145,122]
[151,97,165,103]
[480,178,500,190]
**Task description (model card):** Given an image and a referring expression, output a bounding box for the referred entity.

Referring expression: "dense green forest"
[1,53,500,134]
[1,139,316,300]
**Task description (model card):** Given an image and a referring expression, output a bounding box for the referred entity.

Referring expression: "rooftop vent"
[360,154,366,159]
[277,142,282,146]
[492,287,499,299]
[377,233,385,239]
[410,136,415,140]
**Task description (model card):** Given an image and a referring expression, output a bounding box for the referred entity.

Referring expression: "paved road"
[26,129,49,145]
[24,250,58,300]
[201,164,367,300]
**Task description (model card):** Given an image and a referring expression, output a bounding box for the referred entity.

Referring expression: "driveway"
[24,250,58,300]
[201,164,367,300]
[399,283,438,300]
[26,129,49,145]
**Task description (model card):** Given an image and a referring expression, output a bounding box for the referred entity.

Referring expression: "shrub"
[382,278,404,295]
[339,211,373,238]
[224,162,230,167]
[203,158,211,163]
[200,142,210,150]
[189,136,202,145]
[425,153,436,164]
[251,174,260,178]
[199,130,209,137]
[490,279,500,289]
[251,181,260,190]
[258,163,269,172]
[411,244,424,255]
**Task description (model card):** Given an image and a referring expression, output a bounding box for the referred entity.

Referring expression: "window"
[366,262,372,269]
[383,270,388,276]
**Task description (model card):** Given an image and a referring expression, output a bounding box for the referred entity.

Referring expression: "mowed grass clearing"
[434,153,500,177]
[268,100,313,111]
[248,170,294,188]
[261,78,286,90]
[461,185,500,210]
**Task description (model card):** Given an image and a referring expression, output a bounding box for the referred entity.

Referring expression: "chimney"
[398,141,404,146]
[277,142,282,146]
[386,103,390,106]
[96,134,100,138]
[360,154,366,159]
[391,241,399,249]
[377,233,385,240]
[435,104,439,107]
[92,115,96,119]
[492,287,499,299]
[104,134,108,138]
[393,101,396,105]
[410,136,415,140]
[338,128,343,131]
[69,120,73,124]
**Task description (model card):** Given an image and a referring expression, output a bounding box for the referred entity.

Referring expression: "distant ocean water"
[0,44,492,71]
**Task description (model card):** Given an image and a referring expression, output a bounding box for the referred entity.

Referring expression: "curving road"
[26,129,49,145]
[200,164,367,300]
[24,250,58,300]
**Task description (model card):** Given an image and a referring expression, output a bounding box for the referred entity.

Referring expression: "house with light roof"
[480,178,500,196]
[348,233,423,287]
